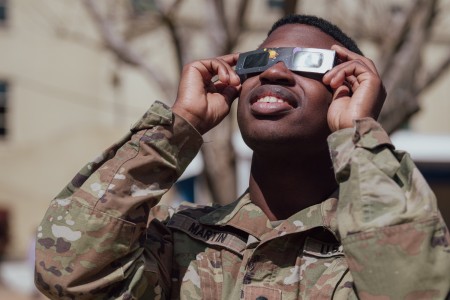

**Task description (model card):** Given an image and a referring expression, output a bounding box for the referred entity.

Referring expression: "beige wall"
[1,0,449,258]
[0,1,154,258]
[411,43,450,133]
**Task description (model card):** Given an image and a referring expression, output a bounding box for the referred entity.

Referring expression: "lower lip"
[250,101,294,116]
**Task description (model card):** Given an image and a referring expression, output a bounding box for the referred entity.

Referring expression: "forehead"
[260,24,339,50]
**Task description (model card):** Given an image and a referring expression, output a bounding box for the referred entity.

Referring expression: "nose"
[259,62,296,85]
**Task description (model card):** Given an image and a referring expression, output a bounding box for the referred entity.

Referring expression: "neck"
[249,148,337,221]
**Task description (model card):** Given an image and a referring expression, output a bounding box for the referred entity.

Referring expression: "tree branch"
[379,0,439,133]
[416,51,450,94]
[378,0,422,76]
[83,0,175,99]
[283,0,299,15]
[223,0,250,53]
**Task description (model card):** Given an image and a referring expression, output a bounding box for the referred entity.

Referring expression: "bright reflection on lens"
[293,51,323,68]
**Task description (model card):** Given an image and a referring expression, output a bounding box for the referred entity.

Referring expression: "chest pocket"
[168,212,247,299]
[195,250,224,300]
[305,256,350,299]
[170,233,225,300]
[244,286,282,300]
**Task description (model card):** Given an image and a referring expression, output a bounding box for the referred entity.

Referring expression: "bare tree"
[329,0,450,133]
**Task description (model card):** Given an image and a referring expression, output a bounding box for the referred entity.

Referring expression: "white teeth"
[256,96,285,103]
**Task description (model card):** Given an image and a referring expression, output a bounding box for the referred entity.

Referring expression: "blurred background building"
[0,0,449,297]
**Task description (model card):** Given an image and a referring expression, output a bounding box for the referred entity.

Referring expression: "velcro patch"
[167,213,247,255]
[303,237,344,258]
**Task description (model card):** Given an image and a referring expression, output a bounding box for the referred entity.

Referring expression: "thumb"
[219,84,241,106]
[332,84,351,101]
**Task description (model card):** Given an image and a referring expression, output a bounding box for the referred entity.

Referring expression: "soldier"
[35,14,450,299]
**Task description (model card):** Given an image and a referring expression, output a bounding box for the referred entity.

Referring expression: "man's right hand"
[172,53,241,135]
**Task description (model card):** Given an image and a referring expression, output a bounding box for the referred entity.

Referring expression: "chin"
[238,114,332,153]
[242,132,328,156]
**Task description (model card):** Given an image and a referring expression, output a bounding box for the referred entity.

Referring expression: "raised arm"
[35,102,203,299]
[35,52,242,299]
[324,45,450,298]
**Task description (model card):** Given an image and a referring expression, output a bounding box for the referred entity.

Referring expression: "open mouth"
[250,95,296,116]
[255,96,289,104]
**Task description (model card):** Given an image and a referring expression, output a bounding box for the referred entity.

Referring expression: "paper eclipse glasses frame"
[235,47,337,81]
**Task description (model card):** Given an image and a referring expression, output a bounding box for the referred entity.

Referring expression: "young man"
[35,15,450,299]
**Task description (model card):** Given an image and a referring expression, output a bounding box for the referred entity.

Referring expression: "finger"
[345,75,359,91]
[215,83,241,106]
[331,84,351,102]
[205,56,241,86]
[217,56,241,86]
[218,53,241,85]
[217,53,240,67]
[193,58,234,85]
[331,44,379,74]
[324,60,374,89]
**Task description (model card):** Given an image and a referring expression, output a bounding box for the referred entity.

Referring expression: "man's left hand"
[322,45,386,132]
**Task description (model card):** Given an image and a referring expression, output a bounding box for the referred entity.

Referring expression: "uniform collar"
[199,190,339,241]
[199,192,273,238]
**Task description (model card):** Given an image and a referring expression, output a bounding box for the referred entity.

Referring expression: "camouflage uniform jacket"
[35,101,450,299]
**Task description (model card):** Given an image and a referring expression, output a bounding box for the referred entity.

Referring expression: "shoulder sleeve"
[328,118,450,299]
[35,101,203,299]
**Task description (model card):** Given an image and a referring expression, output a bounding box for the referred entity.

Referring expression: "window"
[0,81,8,137]
[0,0,7,26]
[131,0,156,15]
[267,0,285,8]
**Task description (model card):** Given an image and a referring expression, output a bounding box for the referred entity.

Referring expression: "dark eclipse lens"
[243,52,270,69]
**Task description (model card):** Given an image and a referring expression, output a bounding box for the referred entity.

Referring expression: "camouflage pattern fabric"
[35,101,450,299]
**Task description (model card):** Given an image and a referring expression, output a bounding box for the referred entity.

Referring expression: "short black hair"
[268,14,363,56]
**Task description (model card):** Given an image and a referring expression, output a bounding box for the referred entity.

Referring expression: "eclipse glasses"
[235,47,337,81]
